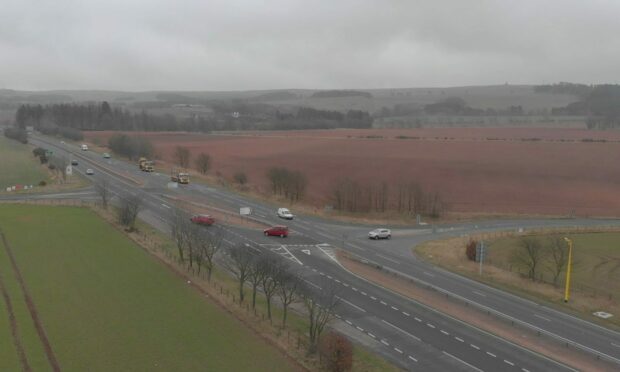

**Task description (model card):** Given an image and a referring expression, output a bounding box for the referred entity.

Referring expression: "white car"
[81,144,89,151]
[86,168,94,175]
[368,228,391,240]
[103,153,111,159]
[277,208,294,220]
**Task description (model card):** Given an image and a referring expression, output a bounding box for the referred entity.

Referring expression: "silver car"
[368,228,391,240]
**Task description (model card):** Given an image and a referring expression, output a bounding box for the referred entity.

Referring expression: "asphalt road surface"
[13,134,620,371]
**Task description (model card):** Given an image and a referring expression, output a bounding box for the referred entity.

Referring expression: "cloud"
[1,0,619,90]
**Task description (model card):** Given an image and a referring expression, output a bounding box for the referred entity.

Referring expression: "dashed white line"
[394,347,403,354]
[370,296,377,300]
[486,352,496,358]
[361,291,367,296]
[522,368,530,372]
[402,311,410,316]
[440,330,449,336]
[327,275,333,279]
[426,323,436,329]
[356,326,364,332]
[504,360,515,366]
[376,253,400,264]
[380,340,390,346]
[319,272,325,276]
[342,283,349,287]
[414,317,422,322]
[381,319,421,341]
[534,314,551,322]
[408,356,418,362]
[368,333,376,339]
[472,290,487,297]
[443,351,483,372]
[423,271,435,277]
[612,342,620,348]
[470,344,480,350]
[380,301,387,305]
[334,279,341,283]
[352,287,358,291]
[455,336,464,342]
[345,320,353,325]
[302,279,322,290]
[336,297,367,313]
[391,306,398,311]
[312,268,317,272]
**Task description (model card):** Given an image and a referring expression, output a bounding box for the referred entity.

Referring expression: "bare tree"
[228,245,254,303]
[304,280,340,353]
[117,193,141,231]
[248,255,268,309]
[233,171,248,185]
[195,153,211,174]
[277,269,302,328]
[512,237,545,281]
[95,178,111,209]
[174,146,191,168]
[169,207,191,263]
[261,256,284,321]
[546,235,568,286]
[195,228,222,281]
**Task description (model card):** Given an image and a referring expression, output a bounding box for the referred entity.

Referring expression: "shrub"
[465,239,477,261]
[318,332,353,372]
[233,171,247,185]
[38,180,47,186]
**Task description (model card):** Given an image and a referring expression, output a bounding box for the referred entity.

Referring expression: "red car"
[264,225,288,238]
[191,214,215,226]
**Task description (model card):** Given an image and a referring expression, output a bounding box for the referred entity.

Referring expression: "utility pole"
[563,237,574,303]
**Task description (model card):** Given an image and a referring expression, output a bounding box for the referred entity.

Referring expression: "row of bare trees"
[332,178,446,217]
[173,145,211,175]
[266,167,307,202]
[511,235,570,285]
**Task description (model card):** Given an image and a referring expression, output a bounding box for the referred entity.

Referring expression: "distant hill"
[311,90,373,99]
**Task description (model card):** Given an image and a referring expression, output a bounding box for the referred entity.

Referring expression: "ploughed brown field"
[85,128,620,217]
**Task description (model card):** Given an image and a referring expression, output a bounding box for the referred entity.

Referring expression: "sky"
[1,0,619,91]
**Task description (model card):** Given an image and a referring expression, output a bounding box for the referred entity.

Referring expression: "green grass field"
[488,232,620,297]
[0,136,48,188]
[0,204,295,371]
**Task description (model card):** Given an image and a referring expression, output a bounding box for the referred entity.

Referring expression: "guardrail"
[345,251,620,367]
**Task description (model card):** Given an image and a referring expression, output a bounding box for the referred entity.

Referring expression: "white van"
[277,208,294,220]
[81,144,89,151]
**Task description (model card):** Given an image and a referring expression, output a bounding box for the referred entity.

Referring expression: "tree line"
[15,102,374,132]
[266,167,307,202]
[332,178,446,218]
[107,134,154,160]
[3,127,27,143]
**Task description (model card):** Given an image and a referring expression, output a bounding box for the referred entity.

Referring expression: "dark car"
[71,160,78,166]
[263,225,288,238]
[190,214,215,226]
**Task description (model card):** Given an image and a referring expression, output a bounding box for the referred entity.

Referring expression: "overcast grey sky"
[1,0,619,91]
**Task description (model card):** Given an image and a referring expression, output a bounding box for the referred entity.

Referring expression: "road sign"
[240,207,251,215]
[65,165,72,176]
[302,249,311,255]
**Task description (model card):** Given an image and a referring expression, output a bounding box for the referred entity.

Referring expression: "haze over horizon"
[2,0,619,91]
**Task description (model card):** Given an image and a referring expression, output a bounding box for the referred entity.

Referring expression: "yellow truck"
[138,158,154,172]
[171,168,190,184]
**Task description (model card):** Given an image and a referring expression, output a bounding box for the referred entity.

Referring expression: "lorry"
[138,157,154,172]
[171,168,190,184]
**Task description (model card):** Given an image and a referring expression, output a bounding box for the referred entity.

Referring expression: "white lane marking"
[473,290,487,297]
[402,312,410,316]
[370,296,377,300]
[423,271,435,277]
[440,330,449,336]
[442,351,484,372]
[279,244,303,265]
[312,268,317,272]
[348,243,366,251]
[612,342,620,348]
[316,231,333,240]
[408,355,418,362]
[376,253,400,264]
[319,272,325,276]
[334,279,341,283]
[380,301,387,305]
[356,326,364,332]
[342,283,349,287]
[455,336,464,342]
[336,296,367,313]
[486,352,496,358]
[414,317,422,322]
[470,344,480,350]
[534,314,551,322]
[522,368,531,372]
[426,323,436,329]
[394,347,403,354]
[223,239,235,245]
[327,275,333,279]
[361,291,367,296]
[352,287,358,291]
[161,203,171,209]
[302,279,322,290]
[504,360,515,366]
[391,306,398,311]
[381,340,390,346]
[345,320,352,325]
[368,333,376,339]
[381,319,421,341]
